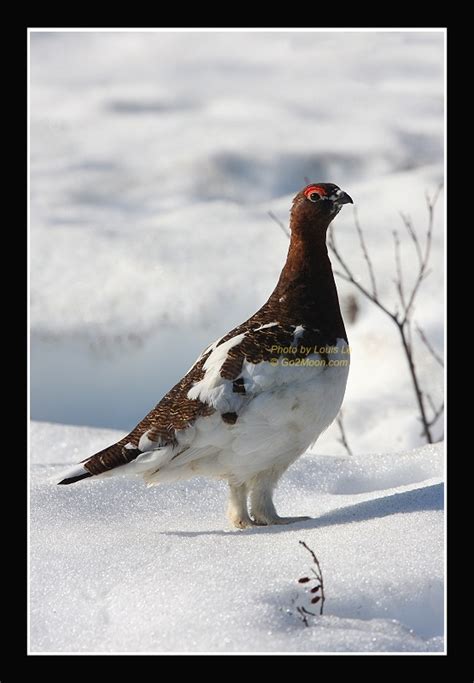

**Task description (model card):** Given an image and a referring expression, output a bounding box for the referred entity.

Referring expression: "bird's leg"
[249,471,311,526]
[227,482,253,529]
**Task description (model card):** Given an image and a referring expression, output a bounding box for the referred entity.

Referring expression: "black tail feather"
[57,440,141,485]
[57,472,93,485]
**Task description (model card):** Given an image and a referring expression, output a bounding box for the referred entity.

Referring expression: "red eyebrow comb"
[304,185,327,198]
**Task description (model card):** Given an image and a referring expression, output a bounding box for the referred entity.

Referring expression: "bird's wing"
[58,322,330,483]
[186,321,332,410]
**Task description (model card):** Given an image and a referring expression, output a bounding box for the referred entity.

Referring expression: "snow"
[30,30,445,653]
[30,421,443,653]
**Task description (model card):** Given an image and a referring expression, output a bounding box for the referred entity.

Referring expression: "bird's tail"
[57,440,141,485]
[57,465,92,485]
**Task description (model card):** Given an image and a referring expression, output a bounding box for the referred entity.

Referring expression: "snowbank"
[30,421,444,653]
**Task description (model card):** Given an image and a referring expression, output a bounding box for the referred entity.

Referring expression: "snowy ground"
[30,31,445,653]
[30,422,444,653]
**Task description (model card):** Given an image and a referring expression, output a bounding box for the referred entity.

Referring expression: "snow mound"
[30,421,444,653]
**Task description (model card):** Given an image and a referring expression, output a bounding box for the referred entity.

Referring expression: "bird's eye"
[303,185,327,202]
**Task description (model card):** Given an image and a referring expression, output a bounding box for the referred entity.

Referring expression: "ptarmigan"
[59,183,353,528]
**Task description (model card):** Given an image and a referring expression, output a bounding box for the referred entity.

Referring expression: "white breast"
[138,338,349,486]
[170,338,349,482]
[218,338,350,481]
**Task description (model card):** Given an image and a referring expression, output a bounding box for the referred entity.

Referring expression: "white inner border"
[27,26,447,658]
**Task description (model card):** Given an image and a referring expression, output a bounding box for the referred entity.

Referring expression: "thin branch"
[296,607,309,626]
[426,393,441,426]
[396,324,432,443]
[336,412,353,456]
[392,229,407,312]
[354,206,378,299]
[402,263,427,325]
[268,210,290,238]
[430,405,444,426]
[406,317,413,354]
[328,230,398,323]
[296,606,309,627]
[329,192,443,445]
[300,606,317,617]
[400,212,423,268]
[426,396,444,427]
[400,185,441,326]
[332,268,352,283]
[426,184,443,214]
[299,541,326,615]
[415,324,444,368]
[426,393,436,415]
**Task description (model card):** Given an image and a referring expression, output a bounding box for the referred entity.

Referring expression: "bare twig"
[430,405,444,427]
[396,326,432,442]
[295,605,316,627]
[328,190,443,445]
[328,230,398,323]
[400,212,423,268]
[295,606,309,626]
[400,186,440,325]
[298,541,326,616]
[416,324,444,368]
[354,206,378,299]
[426,392,436,415]
[425,393,444,428]
[336,412,353,456]
[268,210,290,239]
[393,229,407,313]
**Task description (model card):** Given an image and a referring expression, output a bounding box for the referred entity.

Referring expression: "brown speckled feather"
[76,355,216,477]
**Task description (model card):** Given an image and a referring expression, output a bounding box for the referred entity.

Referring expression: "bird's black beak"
[334,191,353,205]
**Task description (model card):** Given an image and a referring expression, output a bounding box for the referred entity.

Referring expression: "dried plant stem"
[355,206,378,299]
[268,210,290,238]
[299,541,326,616]
[328,186,443,444]
[336,412,353,456]
[416,324,444,368]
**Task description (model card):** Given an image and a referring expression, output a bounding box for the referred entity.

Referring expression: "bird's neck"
[269,226,347,341]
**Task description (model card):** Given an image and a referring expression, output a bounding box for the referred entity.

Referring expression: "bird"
[59,182,353,528]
